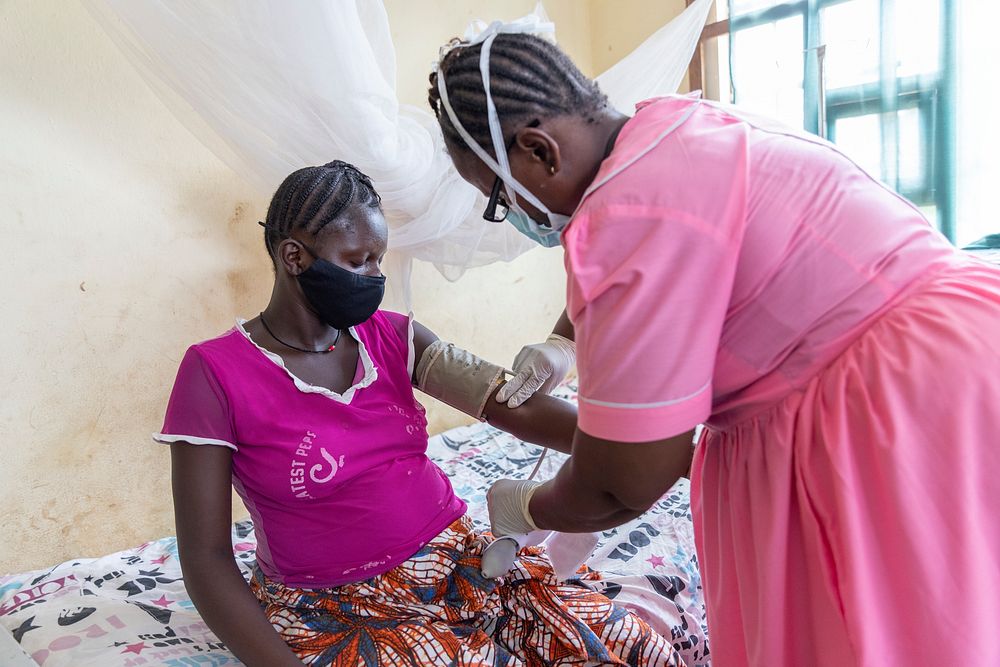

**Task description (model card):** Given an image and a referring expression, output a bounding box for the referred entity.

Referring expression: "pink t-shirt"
[154,311,466,588]
[565,95,957,442]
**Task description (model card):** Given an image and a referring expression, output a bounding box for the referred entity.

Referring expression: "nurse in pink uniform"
[428,28,1000,666]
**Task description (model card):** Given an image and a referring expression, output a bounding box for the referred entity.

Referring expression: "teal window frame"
[726,0,957,240]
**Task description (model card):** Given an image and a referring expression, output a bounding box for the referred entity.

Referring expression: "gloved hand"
[496,334,576,408]
[487,478,541,537]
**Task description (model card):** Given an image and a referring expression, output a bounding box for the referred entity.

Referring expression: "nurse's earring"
[549,164,556,175]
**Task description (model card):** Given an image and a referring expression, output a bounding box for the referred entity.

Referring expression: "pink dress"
[564,95,1000,665]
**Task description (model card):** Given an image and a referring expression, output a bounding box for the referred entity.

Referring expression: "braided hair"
[262,160,382,262]
[428,33,608,157]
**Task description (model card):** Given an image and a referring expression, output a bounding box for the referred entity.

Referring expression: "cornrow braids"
[428,33,608,156]
[261,160,382,262]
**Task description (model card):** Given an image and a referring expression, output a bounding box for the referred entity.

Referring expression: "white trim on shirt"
[234,318,378,405]
[152,433,238,451]
[579,378,711,410]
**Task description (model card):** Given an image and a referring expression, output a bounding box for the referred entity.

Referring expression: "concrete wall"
[589,0,690,82]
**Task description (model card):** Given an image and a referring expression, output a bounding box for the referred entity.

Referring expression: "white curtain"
[82,0,714,306]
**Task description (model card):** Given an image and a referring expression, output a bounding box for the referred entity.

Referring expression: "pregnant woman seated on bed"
[155,161,682,667]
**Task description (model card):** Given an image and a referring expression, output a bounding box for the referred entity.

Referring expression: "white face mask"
[436,23,572,237]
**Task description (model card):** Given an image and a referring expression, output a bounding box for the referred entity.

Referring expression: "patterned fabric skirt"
[250,515,684,666]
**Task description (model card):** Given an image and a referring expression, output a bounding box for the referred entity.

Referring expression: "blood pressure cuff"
[415,340,506,420]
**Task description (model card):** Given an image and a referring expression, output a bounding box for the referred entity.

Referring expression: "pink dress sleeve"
[567,201,740,443]
[154,346,237,450]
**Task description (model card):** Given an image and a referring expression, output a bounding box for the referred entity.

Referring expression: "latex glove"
[496,334,576,408]
[487,479,541,537]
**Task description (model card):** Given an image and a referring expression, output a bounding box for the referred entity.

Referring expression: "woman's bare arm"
[170,442,303,667]
[528,428,695,532]
[411,320,577,454]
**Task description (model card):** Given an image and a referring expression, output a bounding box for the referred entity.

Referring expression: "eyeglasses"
[482,120,540,223]
[483,173,511,223]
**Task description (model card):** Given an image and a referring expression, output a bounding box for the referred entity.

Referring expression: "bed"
[0,385,709,667]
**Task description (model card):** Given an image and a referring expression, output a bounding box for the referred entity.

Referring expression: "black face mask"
[296,247,386,330]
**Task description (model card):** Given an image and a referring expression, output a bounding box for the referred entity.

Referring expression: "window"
[690,0,957,240]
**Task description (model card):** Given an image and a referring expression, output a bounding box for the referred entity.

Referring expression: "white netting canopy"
[83,0,714,304]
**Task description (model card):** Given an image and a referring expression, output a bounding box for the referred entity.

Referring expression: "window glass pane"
[820,0,880,90]
[834,108,927,196]
[731,15,804,128]
[955,1,1000,246]
[895,0,940,78]
[703,33,732,102]
[731,0,786,17]
[897,106,924,193]
[834,113,882,179]
[919,206,937,230]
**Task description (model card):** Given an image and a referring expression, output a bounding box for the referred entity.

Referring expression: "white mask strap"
[479,33,518,209]
[435,45,558,220]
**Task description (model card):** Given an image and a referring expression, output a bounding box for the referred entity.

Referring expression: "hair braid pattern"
[428,33,608,157]
[262,160,382,261]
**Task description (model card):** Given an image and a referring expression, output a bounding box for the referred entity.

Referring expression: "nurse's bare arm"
[411,320,576,455]
[170,443,304,667]
[528,428,696,533]
[552,309,574,341]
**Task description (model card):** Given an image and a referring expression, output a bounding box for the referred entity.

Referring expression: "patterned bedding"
[1,387,709,666]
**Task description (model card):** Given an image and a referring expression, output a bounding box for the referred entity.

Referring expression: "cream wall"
[589,0,691,88]
[1,0,270,575]
[0,0,682,573]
